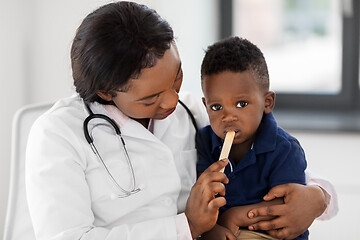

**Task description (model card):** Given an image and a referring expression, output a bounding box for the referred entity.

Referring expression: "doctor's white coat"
[25,92,208,240]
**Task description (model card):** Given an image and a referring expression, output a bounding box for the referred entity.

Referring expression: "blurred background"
[0,0,359,238]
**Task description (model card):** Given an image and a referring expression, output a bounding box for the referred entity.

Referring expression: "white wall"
[0,0,217,237]
[289,130,360,239]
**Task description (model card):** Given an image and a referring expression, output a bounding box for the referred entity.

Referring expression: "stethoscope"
[83,102,141,198]
[82,99,198,198]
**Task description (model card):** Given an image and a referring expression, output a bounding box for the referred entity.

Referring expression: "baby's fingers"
[248,204,287,218]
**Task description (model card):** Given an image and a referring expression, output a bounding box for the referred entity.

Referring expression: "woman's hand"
[247,183,326,239]
[185,159,229,239]
[200,224,236,240]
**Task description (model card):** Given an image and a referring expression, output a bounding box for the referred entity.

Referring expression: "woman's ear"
[264,91,275,114]
[96,90,113,102]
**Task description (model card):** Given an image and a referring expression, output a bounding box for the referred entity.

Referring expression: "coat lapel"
[152,112,173,140]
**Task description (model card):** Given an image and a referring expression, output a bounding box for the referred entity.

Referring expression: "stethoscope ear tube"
[83,113,121,144]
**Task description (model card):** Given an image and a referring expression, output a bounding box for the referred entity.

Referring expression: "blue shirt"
[196,112,308,239]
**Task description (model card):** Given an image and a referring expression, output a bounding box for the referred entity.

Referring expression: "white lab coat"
[26,92,209,240]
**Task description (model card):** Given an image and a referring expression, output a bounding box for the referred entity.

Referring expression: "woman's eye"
[210,104,222,111]
[175,69,183,82]
[143,102,156,106]
[237,101,248,108]
[142,95,160,106]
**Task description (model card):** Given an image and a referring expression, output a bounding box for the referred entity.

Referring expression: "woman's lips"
[161,107,176,117]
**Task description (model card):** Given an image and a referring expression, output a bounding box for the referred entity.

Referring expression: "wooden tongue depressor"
[219,131,235,173]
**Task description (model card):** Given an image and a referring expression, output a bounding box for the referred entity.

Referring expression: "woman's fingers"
[203,158,229,174]
[208,196,227,210]
[267,228,292,240]
[197,159,229,185]
[185,159,230,238]
[262,183,290,201]
[248,215,286,231]
[204,181,226,196]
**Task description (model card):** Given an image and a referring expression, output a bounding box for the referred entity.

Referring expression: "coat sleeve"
[25,114,187,240]
[305,170,339,220]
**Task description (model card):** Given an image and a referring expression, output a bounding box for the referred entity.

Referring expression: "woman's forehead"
[125,44,181,98]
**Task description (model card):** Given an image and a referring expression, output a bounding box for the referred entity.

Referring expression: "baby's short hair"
[201,36,269,91]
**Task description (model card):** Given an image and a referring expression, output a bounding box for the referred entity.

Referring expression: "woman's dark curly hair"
[201,36,269,91]
[71,1,174,103]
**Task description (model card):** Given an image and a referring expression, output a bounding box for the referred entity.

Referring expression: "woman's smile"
[160,107,176,118]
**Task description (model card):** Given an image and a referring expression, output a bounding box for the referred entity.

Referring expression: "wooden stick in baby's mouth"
[218,131,235,173]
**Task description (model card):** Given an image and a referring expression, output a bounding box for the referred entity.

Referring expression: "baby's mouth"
[223,129,239,137]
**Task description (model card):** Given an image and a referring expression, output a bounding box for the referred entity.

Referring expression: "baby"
[196,37,308,240]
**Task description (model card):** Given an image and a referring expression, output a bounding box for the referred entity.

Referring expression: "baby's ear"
[264,91,275,114]
[96,90,113,102]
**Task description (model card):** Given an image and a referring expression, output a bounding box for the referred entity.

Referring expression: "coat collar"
[87,102,173,143]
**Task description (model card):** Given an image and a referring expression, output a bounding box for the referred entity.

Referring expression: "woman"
[26,2,336,239]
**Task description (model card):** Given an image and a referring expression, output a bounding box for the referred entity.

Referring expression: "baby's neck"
[229,141,254,165]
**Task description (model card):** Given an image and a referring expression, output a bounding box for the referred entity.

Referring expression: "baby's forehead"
[202,70,267,94]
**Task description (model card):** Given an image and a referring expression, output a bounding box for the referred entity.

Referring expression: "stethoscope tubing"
[82,99,198,198]
[83,102,140,198]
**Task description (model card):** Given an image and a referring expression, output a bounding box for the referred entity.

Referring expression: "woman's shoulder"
[31,94,86,134]
[26,94,89,170]
[46,94,84,115]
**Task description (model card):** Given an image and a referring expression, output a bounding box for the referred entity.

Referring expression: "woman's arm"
[246,183,329,239]
[306,170,338,220]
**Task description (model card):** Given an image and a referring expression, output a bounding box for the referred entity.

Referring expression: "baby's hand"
[218,207,246,234]
[200,224,236,240]
[218,199,283,234]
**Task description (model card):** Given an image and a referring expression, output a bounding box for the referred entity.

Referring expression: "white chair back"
[3,103,52,240]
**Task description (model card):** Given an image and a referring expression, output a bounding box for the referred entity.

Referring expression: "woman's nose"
[160,89,178,109]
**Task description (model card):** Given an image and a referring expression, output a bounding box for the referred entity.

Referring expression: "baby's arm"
[217,198,284,234]
[199,199,282,240]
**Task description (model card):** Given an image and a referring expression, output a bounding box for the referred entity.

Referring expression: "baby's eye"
[236,101,248,108]
[210,104,223,111]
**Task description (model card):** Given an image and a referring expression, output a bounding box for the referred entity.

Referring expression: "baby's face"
[202,70,269,145]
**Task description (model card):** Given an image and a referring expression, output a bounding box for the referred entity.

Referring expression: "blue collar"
[210,128,223,154]
[253,112,278,154]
